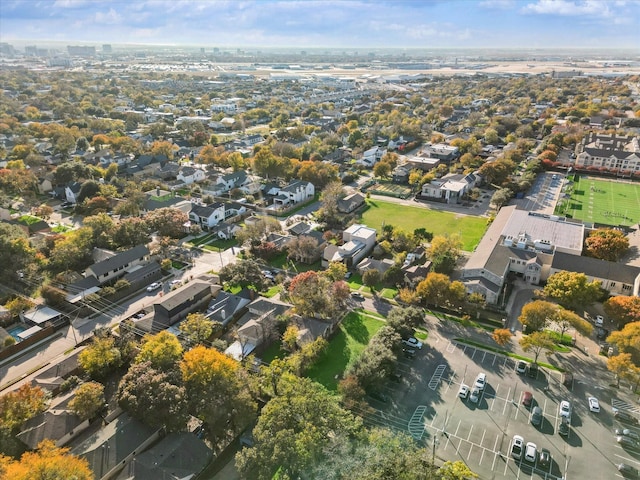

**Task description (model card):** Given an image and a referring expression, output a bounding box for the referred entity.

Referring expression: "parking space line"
[446,341,456,353]
[481,351,486,363]
[470,348,477,360]
[614,453,640,466]
[503,388,511,415]
[467,424,473,441]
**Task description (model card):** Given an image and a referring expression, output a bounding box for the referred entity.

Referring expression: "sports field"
[359,199,488,251]
[555,176,640,227]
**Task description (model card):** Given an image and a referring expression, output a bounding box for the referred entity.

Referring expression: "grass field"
[359,199,488,251]
[307,311,385,391]
[556,176,640,227]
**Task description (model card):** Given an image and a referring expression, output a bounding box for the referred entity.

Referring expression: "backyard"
[359,199,488,251]
[555,175,640,227]
[306,310,385,391]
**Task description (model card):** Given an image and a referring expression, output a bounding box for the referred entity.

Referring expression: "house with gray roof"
[189,202,225,230]
[71,413,159,480]
[420,172,479,204]
[273,180,314,207]
[85,245,150,285]
[114,432,212,480]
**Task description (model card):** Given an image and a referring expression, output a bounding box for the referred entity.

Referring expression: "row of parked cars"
[510,435,551,468]
[458,372,487,404]
[614,409,640,477]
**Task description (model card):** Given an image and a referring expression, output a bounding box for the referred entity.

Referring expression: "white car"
[169,279,181,287]
[146,282,162,292]
[588,397,600,413]
[595,315,604,327]
[458,384,470,399]
[559,400,572,419]
[474,373,487,391]
[524,442,537,463]
[402,337,423,350]
[516,361,528,374]
[510,435,524,460]
[469,387,481,404]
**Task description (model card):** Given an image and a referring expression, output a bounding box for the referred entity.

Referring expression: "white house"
[322,224,377,268]
[421,173,479,204]
[358,146,386,167]
[64,182,82,204]
[177,166,206,185]
[273,180,315,206]
[189,202,225,230]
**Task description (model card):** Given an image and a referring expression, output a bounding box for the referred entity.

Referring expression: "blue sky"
[0,0,638,49]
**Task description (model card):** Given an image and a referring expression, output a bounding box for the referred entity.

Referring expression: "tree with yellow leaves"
[0,440,93,480]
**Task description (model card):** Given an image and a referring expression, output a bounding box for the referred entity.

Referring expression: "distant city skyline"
[0,0,639,50]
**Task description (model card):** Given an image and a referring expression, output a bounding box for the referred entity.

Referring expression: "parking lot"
[366,336,640,480]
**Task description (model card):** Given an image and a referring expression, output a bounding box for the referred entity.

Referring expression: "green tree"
[439,460,479,480]
[607,322,640,365]
[318,181,345,227]
[145,207,189,238]
[178,312,216,347]
[219,259,267,291]
[362,268,381,289]
[519,331,555,364]
[324,261,348,282]
[518,300,556,333]
[552,309,593,339]
[117,361,188,432]
[68,381,105,420]
[428,235,462,274]
[235,374,360,480]
[543,271,601,310]
[607,353,638,388]
[79,335,122,379]
[134,331,183,371]
[416,272,451,308]
[288,271,334,318]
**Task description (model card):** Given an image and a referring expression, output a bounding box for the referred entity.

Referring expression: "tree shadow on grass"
[342,314,371,344]
[307,331,350,391]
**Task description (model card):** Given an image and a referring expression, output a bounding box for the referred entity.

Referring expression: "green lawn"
[555,176,640,227]
[359,200,488,251]
[17,214,42,225]
[307,311,385,391]
[266,252,320,273]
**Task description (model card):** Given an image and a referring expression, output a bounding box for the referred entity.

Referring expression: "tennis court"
[556,175,640,226]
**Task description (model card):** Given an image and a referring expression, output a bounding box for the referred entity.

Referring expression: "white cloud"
[94,8,121,24]
[479,0,515,9]
[522,0,611,16]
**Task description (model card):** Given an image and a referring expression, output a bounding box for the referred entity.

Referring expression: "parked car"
[618,435,640,451]
[524,442,537,463]
[527,363,539,378]
[562,372,573,388]
[530,406,543,427]
[510,435,524,460]
[344,271,353,279]
[403,348,416,359]
[402,337,423,350]
[522,391,533,408]
[615,409,640,425]
[558,417,570,436]
[538,448,551,469]
[516,361,528,374]
[595,315,605,327]
[588,397,600,413]
[596,327,609,340]
[146,281,162,292]
[458,384,470,399]
[474,373,487,391]
[469,387,481,404]
[559,400,571,419]
[615,429,640,442]
[169,279,181,287]
[351,291,364,300]
[618,463,639,478]
[390,372,402,383]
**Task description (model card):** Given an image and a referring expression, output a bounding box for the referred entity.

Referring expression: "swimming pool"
[7,325,27,342]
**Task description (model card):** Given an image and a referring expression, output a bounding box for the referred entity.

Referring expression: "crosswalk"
[612,398,640,415]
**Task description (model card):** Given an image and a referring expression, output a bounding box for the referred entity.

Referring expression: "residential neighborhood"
[1,39,640,480]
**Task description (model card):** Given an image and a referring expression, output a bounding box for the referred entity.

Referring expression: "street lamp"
[432,435,439,464]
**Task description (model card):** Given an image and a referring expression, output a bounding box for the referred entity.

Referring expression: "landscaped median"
[453,337,564,372]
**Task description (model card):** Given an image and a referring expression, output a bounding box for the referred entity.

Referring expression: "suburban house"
[322,224,377,268]
[288,230,327,264]
[337,192,366,213]
[71,413,160,480]
[155,162,180,180]
[419,143,460,164]
[355,257,394,276]
[420,172,480,204]
[64,182,82,204]
[213,170,250,193]
[17,389,89,450]
[84,245,150,285]
[189,202,225,230]
[177,166,206,185]
[406,156,440,172]
[461,205,640,305]
[403,261,432,288]
[31,348,83,394]
[202,289,252,327]
[226,297,292,360]
[114,432,212,480]
[290,314,332,347]
[142,188,191,214]
[570,132,640,174]
[358,146,386,167]
[135,281,221,334]
[214,221,242,240]
[272,180,315,207]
